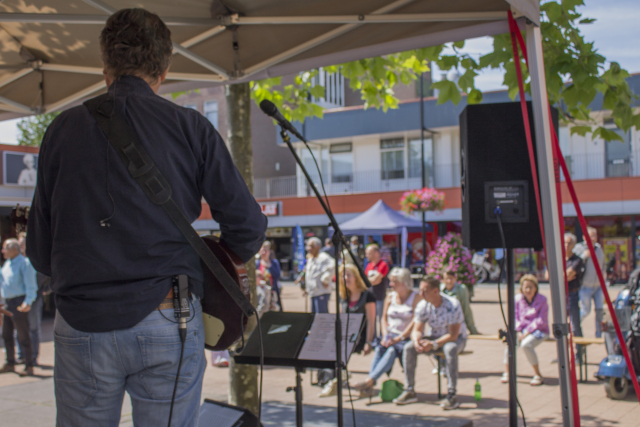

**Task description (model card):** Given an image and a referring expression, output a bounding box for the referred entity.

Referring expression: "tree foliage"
[251,1,638,141]
[17,113,59,147]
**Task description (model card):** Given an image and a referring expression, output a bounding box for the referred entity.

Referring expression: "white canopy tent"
[0,1,573,425]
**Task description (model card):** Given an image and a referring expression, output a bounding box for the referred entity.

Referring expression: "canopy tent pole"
[525,21,574,427]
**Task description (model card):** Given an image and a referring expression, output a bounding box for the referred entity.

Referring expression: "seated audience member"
[394,277,467,409]
[354,267,421,398]
[441,269,479,335]
[503,274,549,386]
[320,264,377,398]
[340,263,376,355]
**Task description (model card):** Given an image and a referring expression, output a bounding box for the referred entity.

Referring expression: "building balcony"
[254,151,640,201]
[254,164,461,199]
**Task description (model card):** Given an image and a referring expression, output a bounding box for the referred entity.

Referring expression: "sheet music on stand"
[297,313,364,363]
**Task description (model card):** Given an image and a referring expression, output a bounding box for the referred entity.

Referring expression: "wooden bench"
[467,334,604,382]
[433,349,474,399]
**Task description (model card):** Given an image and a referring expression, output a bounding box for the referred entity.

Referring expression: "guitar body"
[200,235,251,351]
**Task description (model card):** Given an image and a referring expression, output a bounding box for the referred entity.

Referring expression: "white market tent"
[0,1,573,425]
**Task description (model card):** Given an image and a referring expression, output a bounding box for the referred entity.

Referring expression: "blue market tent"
[335,199,432,267]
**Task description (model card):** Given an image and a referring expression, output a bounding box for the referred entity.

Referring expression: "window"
[408,137,434,187]
[380,138,405,179]
[184,103,197,111]
[204,101,219,128]
[310,68,345,108]
[330,143,352,183]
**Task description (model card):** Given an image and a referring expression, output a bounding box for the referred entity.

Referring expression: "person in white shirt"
[394,276,467,410]
[577,227,606,338]
[302,237,335,313]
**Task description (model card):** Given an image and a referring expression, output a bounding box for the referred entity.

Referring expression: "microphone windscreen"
[259,100,278,117]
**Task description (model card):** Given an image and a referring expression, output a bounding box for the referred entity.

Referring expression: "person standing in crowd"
[26,9,267,425]
[380,242,393,268]
[350,236,366,266]
[303,237,335,313]
[578,226,605,338]
[257,240,282,311]
[394,277,467,409]
[0,239,37,377]
[354,267,421,398]
[365,244,390,334]
[320,238,336,259]
[441,269,478,335]
[502,274,549,386]
[17,232,48,366]
[564,233,585,343]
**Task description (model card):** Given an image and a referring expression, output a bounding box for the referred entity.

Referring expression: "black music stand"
[235,311,364,427]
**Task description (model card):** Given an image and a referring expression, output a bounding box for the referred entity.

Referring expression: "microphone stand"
[278,126,371,427]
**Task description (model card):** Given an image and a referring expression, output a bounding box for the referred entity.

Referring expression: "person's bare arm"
[364,302,377,354]
[411,321,428,353]
[433,323,461,349]
[381,295,391,340]
[369,271,383,286]
[566,267,577,281]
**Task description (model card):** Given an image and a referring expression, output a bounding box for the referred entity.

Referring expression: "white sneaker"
[501,372,509,383]
[319,379,338,397]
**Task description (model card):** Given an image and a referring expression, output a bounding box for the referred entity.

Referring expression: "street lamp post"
[420,72,427,270]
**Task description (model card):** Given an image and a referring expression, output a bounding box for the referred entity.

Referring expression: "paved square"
[1,283,638,426]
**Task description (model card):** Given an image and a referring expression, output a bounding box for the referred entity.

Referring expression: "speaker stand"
[286,367,304,427]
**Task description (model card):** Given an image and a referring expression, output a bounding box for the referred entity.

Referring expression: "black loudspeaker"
[460,102,558,250]
[198,399,263,427]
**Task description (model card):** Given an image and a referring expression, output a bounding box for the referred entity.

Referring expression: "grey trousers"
[403,335,467,394]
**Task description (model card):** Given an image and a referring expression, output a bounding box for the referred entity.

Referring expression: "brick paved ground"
[1,283,638,426]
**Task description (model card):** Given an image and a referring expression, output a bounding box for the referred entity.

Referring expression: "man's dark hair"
[100,9,172,81]
[421,276,441,291]
[444,269,457,277]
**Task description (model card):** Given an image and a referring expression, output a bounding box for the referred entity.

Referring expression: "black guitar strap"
[84,94,255,317]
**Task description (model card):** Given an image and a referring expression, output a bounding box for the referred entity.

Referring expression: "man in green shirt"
[441,269,479,335]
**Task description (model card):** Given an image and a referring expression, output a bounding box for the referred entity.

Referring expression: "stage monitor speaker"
[198,399,263,427]
[460,102,558,250]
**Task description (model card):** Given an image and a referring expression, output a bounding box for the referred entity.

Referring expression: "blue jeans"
[18,295,43,364]
[580,286,604,338]
[311,294,330,313]
[375,300,384,338]
[368,334,406,382]
[54,298,206,427]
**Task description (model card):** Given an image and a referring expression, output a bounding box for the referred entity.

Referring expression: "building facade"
[175,73,640,283]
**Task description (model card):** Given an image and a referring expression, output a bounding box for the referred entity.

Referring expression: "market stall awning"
[0,0,538,119]
[337,199,432,235]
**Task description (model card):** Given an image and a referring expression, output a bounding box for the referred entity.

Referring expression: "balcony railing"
[254,164,461,199]
[254,153,640,199]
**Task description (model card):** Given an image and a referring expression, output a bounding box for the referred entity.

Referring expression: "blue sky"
[0,1,637,144]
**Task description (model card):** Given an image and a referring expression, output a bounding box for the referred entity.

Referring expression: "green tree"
[17,113,59,147]
[251,0,638,141]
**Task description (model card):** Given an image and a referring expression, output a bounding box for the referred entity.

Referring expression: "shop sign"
[3,151,38,187]
[260,201,280,216]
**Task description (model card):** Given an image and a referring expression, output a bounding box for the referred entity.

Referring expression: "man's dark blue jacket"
[26,76,267,332]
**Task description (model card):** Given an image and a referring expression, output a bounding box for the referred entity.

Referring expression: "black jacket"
[27,76,267,332]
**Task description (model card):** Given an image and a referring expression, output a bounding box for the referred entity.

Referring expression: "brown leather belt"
[155,288,191,311]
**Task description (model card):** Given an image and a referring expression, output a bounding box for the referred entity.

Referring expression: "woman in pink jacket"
[502,274,549,386]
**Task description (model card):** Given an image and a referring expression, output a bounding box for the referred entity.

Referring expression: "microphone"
[259,100,305,140]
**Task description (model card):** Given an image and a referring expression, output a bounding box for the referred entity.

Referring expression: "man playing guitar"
[26,8,266,427]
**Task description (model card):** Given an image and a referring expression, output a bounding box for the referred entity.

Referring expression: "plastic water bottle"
[474,378,481,401]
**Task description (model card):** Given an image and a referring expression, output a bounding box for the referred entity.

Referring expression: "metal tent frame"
[0,1,574,425]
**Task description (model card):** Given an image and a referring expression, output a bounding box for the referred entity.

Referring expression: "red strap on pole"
[507,14,582,425]
[508,12,640,406]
